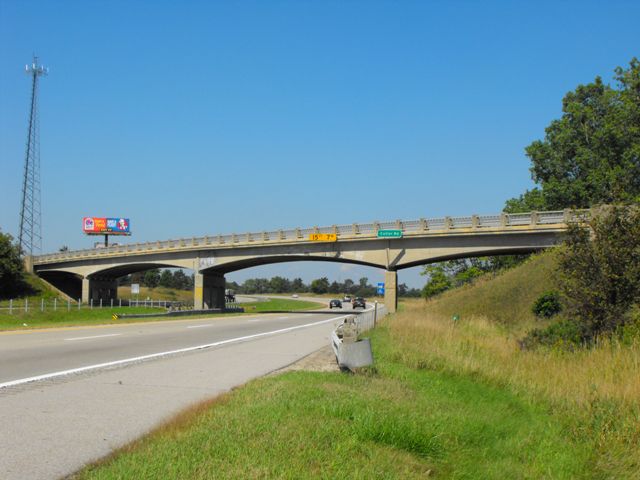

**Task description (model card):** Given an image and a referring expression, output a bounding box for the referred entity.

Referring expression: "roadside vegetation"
[75,249,640,479]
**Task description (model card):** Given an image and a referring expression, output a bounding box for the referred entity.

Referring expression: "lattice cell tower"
[18,56,48,255]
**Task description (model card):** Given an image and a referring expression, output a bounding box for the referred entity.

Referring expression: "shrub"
[532,291,562,318]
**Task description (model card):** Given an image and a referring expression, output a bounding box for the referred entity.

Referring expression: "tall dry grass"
[387,296,640,473]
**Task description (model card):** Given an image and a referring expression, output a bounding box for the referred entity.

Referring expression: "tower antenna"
[18,55,48,255]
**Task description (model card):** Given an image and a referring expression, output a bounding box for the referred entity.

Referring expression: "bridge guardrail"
[32,209,588,264]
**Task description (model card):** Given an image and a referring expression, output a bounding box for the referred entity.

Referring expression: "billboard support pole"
[104,234,109,247]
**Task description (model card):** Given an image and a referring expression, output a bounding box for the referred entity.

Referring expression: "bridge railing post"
[500,213,508,227]
[530,211,540,226]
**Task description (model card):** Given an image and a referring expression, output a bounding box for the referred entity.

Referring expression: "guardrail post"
[54,298,57,311]
[41,298,44,312]
[78,299,81,310]
[100,299,103,309]
[563,208,572,223]
[500,213,508,227]
[395,219,402,230]
[352,223,359,235]
[296,228,302,239]
[90,299,93,310]
[279,230,285,240]
[218,235,223,244]
[25,298,28,313]
[68,299,71,311]
[420,218,428,230]
[332,225,338,235]
[9,299,12,315]
[262,231,268,242]
[472,215,480,228]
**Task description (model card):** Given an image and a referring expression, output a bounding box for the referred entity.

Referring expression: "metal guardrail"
[331,303,387,370]
[32,210,589,264]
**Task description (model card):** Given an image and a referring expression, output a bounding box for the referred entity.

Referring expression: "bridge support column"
[81,277,118,304]
[82,278,90,304]
[194,272,226,310]
[384,270,398,313]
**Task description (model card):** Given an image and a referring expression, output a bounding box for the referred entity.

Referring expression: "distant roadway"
[0,299,365,480]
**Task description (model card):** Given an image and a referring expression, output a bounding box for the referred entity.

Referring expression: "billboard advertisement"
[83,217,131,235]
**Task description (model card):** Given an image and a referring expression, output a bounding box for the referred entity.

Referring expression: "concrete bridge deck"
[27,210,588,312]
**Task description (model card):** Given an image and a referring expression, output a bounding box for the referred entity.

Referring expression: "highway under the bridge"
[0,301,359,480]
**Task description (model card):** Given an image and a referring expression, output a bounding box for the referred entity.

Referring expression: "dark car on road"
[329,299,343,309]
[352,297,366,309]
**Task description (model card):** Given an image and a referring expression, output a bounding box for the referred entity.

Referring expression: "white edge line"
[65,333,122,341]
[186,324,214,329]
[0,314,352,390]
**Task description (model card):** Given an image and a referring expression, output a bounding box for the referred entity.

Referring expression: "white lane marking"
[247,319,261,323]
[64,334,122,341]
[0,314,349,390]
[186,324,214,329]
[278,316,290,320]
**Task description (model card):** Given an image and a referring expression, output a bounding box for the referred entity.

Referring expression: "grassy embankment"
[0,279,323,331]
[74,251,640,479]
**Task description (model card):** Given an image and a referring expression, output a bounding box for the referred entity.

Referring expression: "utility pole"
[18,56,48,255]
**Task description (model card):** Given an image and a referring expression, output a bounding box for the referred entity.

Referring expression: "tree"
[329,281,341,294]
[291,278,306,293]
[0,231,27,298]
[172,270,190,290]
[143,269,160,288]
[557,206,640,341]
[421,265,452,299]
[506,58,640,211]
[310,277,329,294]
[159,269,174,288]
[269,276,290,293]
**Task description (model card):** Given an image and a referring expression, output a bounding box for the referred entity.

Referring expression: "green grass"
[76,326,590,479]
[242,297,323,312]
[0,307,167,330]
[0,297,324,331]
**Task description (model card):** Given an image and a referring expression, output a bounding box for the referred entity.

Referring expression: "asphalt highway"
[0,301,361,480]
[0,306,353,386]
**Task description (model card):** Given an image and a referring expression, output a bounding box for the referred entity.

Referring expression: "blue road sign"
[376,282,385,295]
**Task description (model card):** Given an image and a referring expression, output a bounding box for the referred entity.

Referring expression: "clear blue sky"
[1,0,638,288]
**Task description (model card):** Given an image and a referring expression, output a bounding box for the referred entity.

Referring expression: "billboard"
[83,217,131,235]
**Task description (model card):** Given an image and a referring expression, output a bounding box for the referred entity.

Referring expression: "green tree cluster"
[0,231,28,298]
[505,58,640,212]
[421,256,528,299]
[557,206,640,341]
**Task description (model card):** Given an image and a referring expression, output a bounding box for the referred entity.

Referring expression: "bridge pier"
[194,272,226,310]
[81,276,118,304]
[384,270,397,313]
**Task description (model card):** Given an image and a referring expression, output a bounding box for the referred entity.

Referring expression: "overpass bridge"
[26,210,587,312]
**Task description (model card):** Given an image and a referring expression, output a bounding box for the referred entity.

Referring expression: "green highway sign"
[377,229,403,238]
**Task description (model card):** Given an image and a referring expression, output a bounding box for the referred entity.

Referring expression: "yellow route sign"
[309,233,337,242]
